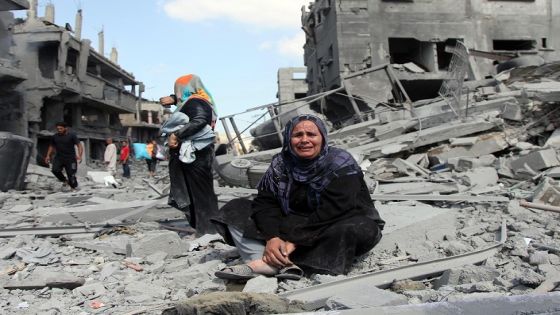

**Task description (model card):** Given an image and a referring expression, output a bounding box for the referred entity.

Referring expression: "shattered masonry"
[1,0,560,314]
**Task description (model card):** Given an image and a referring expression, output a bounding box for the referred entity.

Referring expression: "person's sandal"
[215,264,260,281]
[275,265,304,280]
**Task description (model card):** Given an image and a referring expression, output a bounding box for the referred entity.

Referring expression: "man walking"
[104,138,117,175]
[45,122,83,190]
[120,140,131,178]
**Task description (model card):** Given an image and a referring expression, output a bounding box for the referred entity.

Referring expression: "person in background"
[120,140,131,178]
[104,138,117,175]
[145,139,156,177]
[214,115,384,280]
[44,122,83,191]
[159,74,219,235]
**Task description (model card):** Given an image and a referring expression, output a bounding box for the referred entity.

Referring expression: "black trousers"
[168,145,218,236]
[52,157,78,188]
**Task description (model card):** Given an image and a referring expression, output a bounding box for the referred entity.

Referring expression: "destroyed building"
[0,0,28,133]
[301,0,560,127]
[251,67,309,149]
[120,100,169,144]
[7,0,143,163]
[1,0,560,314]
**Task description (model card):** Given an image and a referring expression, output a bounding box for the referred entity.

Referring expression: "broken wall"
[303,0,560,120]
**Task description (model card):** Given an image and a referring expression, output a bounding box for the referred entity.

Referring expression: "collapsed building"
[5,0,143,164]
[301,0,560,127]
[1,0,560,314]
[120,100,170,144]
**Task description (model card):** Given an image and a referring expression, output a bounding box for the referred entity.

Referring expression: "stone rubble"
[1,63,560,314]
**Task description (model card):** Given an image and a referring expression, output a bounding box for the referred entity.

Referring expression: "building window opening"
[542,38,548,49]
[493,39,536,51]
[389,38,435,72]
[38,43,58,79]
[294,93,307,100]
[436,39,461,71]
[399,80,443,102]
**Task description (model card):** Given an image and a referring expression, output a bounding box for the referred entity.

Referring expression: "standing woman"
[159,74,219,235]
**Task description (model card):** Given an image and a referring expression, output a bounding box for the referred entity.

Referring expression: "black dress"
[168,98,218,235]
[215,170,385,275]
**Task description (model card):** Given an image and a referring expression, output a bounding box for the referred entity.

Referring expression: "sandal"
[275,265,304,281]
[215,264,260,281]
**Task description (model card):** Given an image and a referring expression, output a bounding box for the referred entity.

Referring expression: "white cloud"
[259,32,305,58]
[163,0,309,29]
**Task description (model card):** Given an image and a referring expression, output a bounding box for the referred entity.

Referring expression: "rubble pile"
[1,63,560,314]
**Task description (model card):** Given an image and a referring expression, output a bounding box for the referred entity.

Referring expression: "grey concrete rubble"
[1,0,560,314]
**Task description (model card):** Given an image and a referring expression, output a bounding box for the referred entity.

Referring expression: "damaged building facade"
[0,0,28,135]
[119,100,169,144]
[4,0,143,163]
[302,0,560,127]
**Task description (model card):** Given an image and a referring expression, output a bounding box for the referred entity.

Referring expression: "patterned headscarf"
[174,74,217,127]
[257,114,361,214]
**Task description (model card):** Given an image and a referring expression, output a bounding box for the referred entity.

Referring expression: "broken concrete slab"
[357,118,504,160]
[429,132,509,162]
[510,148,560,175]
[372,201,457,256]
[448,155,497,172]
[325,285,407,310]
[131,230,186,258]
[434,265,500,289]
[376,182,458,195]
[455,167,499,188]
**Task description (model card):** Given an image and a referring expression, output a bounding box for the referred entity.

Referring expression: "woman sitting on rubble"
[159,74,219,236]
[214,114,385,280]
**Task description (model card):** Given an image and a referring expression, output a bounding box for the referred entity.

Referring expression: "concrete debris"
[3,1,560,313]
[325,284,407,310]
[532,177,560,206]
[243,276,279,294]
[510,148,560,175]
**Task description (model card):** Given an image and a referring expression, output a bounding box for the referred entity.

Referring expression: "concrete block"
[144,251,169,264]
[545,128,560,149]
[242,276,278,294]
[73,282,107,297]
[511,148,560,174]
[501,102,523,121]
[456,167,498,188]
[326,285,407,310]
[532,177,560,206]
[406,153,429,168]
[448,155,496,172]
[450,137,478,146]
[433,265,499,289]
[131,231,186,258]
[125,281,169,299]
[430,132,508,162]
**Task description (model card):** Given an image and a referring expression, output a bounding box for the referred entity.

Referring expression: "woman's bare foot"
[247,259,278,276]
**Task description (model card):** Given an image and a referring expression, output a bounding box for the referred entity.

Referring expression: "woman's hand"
[159,96,175,106]
[168,133,178,149]
[263,237,296,268]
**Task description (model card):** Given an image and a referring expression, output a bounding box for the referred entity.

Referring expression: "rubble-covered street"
[2,0,560,314]
[1,63,560,314]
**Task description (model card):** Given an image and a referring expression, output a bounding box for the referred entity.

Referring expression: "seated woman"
[214,114,385,280]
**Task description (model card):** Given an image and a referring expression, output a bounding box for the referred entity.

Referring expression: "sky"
[17,0,310,132]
